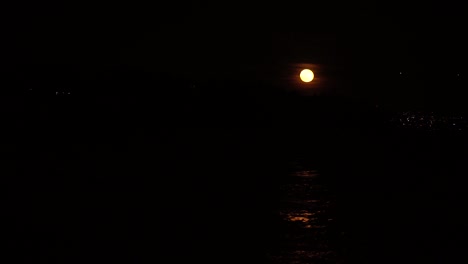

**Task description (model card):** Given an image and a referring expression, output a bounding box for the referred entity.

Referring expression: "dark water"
[3,95,468,263]
[268,168,343,264]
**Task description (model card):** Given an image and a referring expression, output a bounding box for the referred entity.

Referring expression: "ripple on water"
[292,170,320,178]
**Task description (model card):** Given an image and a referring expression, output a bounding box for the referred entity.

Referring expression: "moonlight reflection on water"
[268,168,343,264]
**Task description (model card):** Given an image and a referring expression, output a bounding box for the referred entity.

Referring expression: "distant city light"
[392,111,468,131]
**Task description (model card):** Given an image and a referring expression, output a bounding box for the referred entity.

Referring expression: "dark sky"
[5,1,467,107]
[7,2,348,68]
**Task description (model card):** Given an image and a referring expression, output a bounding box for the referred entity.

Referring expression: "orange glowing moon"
[300,69,314,82]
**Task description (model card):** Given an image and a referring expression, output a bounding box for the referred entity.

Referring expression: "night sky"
[4,1,467,110]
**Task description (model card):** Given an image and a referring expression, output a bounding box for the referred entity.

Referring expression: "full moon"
[300,69,314,82]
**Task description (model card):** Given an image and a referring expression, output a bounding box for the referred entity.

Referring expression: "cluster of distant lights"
[56,91,71,95]
[391,111,466,131]
[26,88,71,95]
